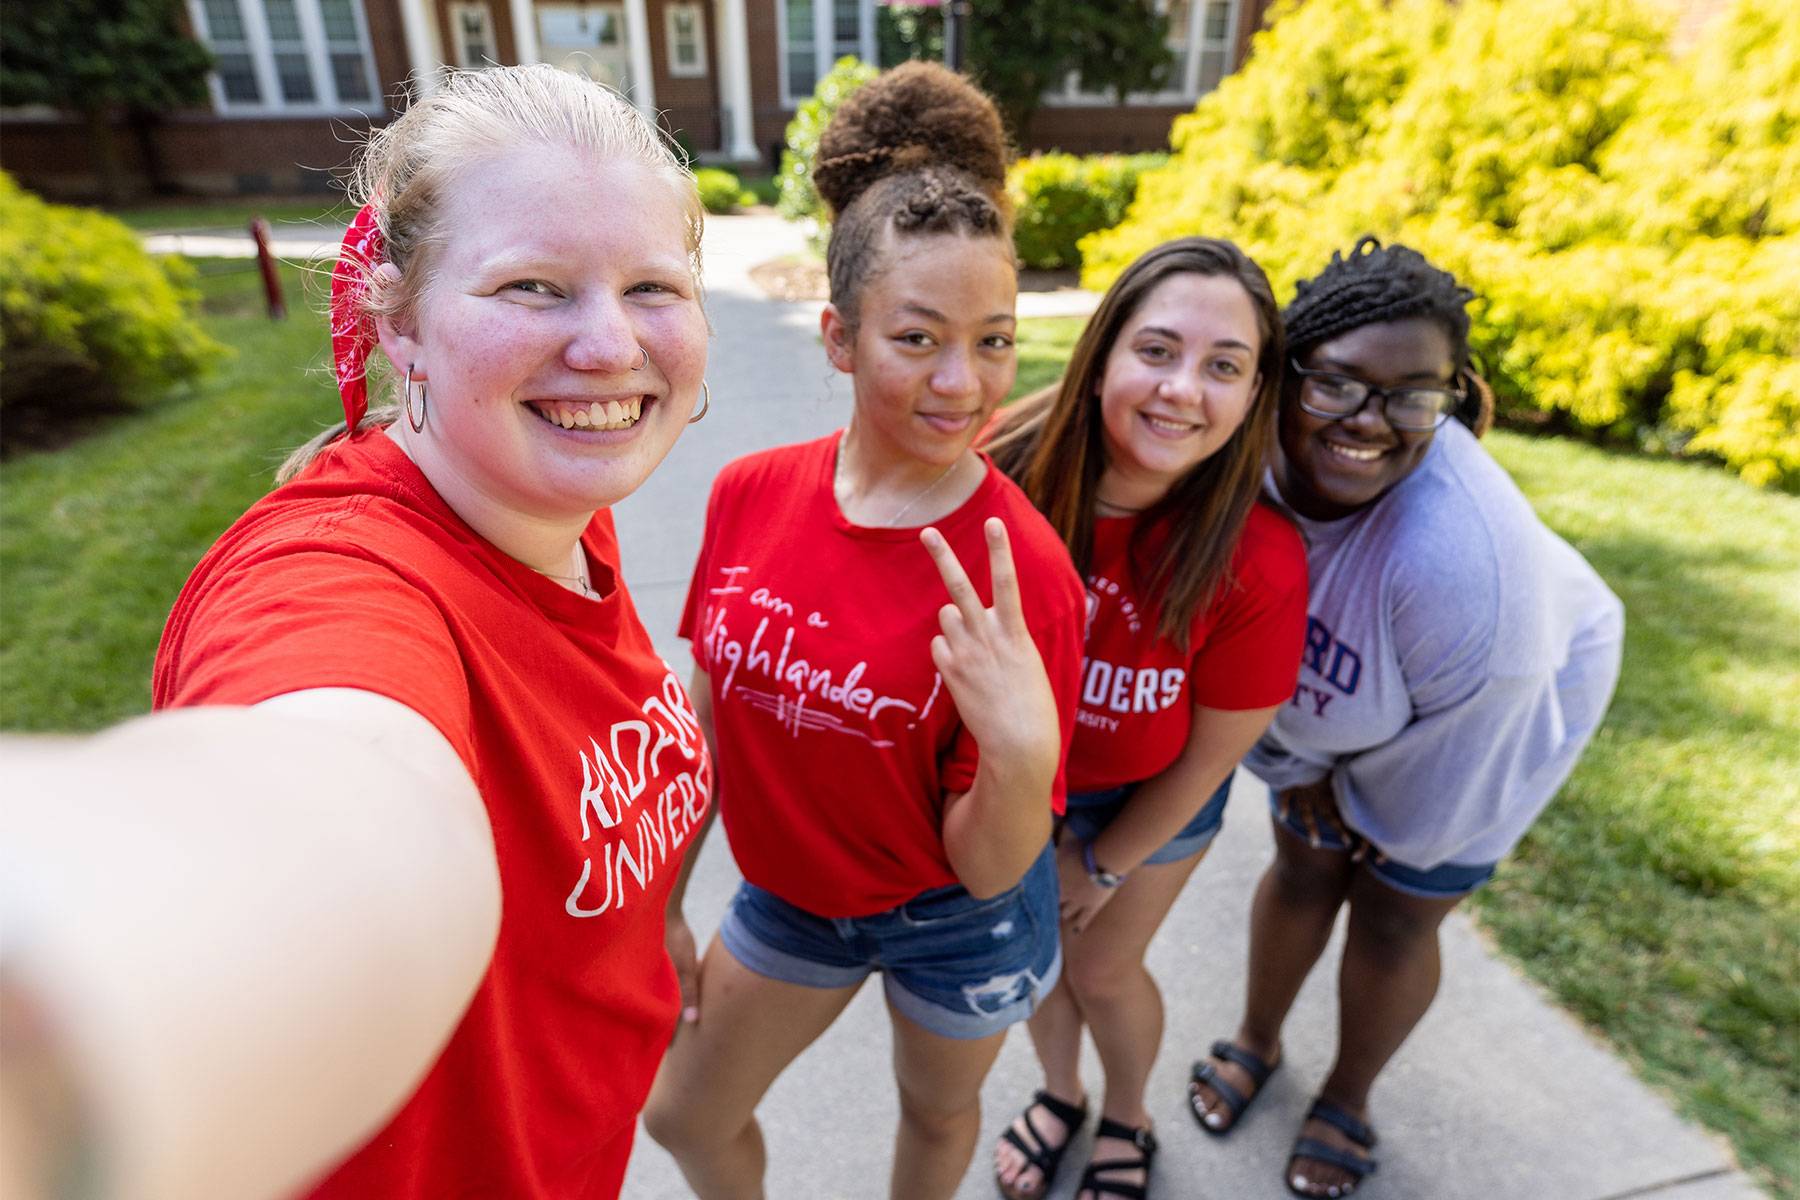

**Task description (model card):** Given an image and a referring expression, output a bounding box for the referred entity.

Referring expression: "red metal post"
[250,216,287,320]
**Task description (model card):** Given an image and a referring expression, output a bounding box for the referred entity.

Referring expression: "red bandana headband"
[329,202,386,434]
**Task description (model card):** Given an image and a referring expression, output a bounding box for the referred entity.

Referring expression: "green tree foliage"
[0,0,213,203]
[1082,0,1800,489]
[0,174,221,451]
[775,56,882,244]
[967,0,1175,138]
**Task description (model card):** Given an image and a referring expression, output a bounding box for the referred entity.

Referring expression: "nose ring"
[631,347,648,371]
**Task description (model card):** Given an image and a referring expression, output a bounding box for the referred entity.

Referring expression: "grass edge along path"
[1,301,1795,1195]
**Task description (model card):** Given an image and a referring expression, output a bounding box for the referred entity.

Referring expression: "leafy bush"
[776,56,880,244]
[0,173,220,450]
[1007,153,1166,270]
[1082,0,1800,489]
[694,167,754,215]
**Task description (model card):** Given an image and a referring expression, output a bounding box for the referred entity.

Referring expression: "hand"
[1276,780,1351,851]
[919,519,1061,781]
[665,912,700,1024]
[1055,834,1117,933]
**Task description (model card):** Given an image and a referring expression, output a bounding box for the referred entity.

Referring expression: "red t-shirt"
[1069,504,1308,793]
[677,431,1085,918]
[152,432,712,1200]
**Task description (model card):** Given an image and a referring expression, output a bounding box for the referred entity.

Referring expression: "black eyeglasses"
[1290,361,1463,432]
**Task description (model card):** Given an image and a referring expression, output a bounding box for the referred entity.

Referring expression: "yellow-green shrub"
[0,173,220,448]
[1082,0,1800,489]
[1007,153,1166,270]
[694,167,754,215]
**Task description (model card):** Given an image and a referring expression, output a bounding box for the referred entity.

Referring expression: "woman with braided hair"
[642,62,1085,1200]
[1183,238,1624,1197]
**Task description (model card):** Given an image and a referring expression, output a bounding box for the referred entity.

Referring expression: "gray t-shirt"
[1243,421,1624,869]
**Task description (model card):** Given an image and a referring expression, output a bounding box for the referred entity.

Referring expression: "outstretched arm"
[0,689,499,1200]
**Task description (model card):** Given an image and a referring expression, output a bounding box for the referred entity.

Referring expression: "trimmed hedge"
[1007,153,1166,270]
[694,167,755,215]
[1082,0,1800,489]
[0,173,220,450]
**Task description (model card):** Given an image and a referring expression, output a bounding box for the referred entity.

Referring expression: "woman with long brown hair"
[987,238,1309,1200]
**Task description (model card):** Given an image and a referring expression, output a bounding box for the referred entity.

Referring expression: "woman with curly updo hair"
[1184,238,1624,1197]
[642,62,1086,1199]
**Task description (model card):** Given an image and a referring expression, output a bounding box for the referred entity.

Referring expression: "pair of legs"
[1189,820,1468,1197]
[643,933,1008,1200]
[994,832,1207,1199]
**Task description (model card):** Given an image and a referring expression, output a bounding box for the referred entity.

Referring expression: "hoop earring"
[404,364,428,433]
[632,347,648,371]
[688,381,711,424]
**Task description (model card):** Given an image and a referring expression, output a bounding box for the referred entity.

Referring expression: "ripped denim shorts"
[718,841,1061,1040]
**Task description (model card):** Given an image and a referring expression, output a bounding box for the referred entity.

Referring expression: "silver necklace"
[537,547,598,598]
[1095,496,1150,516]
[837,442,966,528]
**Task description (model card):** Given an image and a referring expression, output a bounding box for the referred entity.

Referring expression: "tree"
[965,0,1175,139]
[1,0,213,204]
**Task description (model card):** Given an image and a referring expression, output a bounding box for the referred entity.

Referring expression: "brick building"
[1,0,1271,200]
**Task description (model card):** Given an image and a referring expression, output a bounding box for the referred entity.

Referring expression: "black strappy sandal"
[996,1089,1088,1200]
[1188,1039,1281,1135]
[1076,1118,1157,1200]
[1285,1097,1379,1197]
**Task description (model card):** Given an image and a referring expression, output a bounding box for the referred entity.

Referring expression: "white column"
[717,0,757,160]
[397,0,441,91]
[623,0,657,112]
[508,0,539,63]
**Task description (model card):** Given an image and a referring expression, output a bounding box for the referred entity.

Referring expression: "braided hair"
[1283,237,1490,433]
[812,61,1012,327]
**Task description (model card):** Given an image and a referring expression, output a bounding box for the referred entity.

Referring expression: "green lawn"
[2,296,1795,1194]
[107,198,352,233]
[0,262,340,730]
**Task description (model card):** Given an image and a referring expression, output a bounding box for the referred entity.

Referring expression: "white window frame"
[1042,0,1240,108]
[665,2,708,78]
[450,1,498,68]
[778,0,877,107]
[186,0,385,116]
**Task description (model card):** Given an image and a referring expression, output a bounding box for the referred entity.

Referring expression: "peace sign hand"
[919,518,1062,780]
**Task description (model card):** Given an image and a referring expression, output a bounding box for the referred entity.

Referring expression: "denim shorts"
[718,841,1062,1040]
[1268,793,1498,898]
[1061,776,1232,867]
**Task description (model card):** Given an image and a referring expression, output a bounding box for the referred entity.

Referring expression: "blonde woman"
[3,65,711,1200]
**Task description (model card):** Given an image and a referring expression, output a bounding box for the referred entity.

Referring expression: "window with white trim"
[1047,0,1239,106]
[450,2,497,69]
[666,3,707,77]
[186,0,382,114]
[779,0,877,106]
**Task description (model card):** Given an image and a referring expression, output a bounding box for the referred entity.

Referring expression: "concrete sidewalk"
[606,214,1761,1200]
